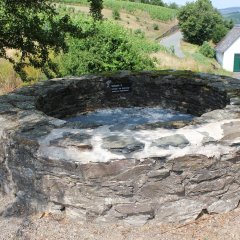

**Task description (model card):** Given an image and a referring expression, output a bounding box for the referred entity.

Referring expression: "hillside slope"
[219,7,240,15]
[59,2,231,77]
[219,7,240,24]
[57,0,177,21]
[58,3,177,41]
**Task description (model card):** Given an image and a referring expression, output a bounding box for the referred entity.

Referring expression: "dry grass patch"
[151,51,199,71]
[0,59,22,95]
[0,58,46,95]
[152,40,232,76]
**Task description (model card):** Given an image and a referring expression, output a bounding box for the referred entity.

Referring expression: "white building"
[216,25,240,72]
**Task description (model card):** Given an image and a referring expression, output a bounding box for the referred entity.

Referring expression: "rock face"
[1,70,240,226]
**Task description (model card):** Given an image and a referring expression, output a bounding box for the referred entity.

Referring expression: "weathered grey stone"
[114,203,154,217]
[50,132,93,150]
[81,159,136,179]
[65,207,86,221]
[64,121,102,129]
[189,169,227,183]
[152,134,189,149]
[222,121,240,135]
[155,199,206,223]
[123,214,152,226]
[166,155,215,172]
[1,70,240,225]
[147,169,170,179]
[140,174,184,198]
[135,120,192,130]
[200,132,216,145]
[102,135,145,154]
[186,177,234,196]
[201,109,240,120]
[207,198,239,214]
[113,164,151,181]
[230,97,240,105]
[109,123,136,131]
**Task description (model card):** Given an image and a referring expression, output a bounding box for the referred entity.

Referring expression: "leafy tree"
[212,19,234,44]
[141,0,165,6]
[88,0,103,20]
[167,3,179,10]
[178,0,232,45]
[0,0,82,81]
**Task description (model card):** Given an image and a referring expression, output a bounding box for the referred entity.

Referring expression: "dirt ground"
[1,195,240,240]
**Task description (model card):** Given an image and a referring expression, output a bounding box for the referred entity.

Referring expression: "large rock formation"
[0,70,240,225]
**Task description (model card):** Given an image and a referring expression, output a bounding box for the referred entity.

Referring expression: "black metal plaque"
[110,83,131,93]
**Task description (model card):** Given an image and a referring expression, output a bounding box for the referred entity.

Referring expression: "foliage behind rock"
[58,16,158,76]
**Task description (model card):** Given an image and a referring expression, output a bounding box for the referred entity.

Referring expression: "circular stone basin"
[62,107,194,161]
[66,107,194,126]
[1,70,240,225]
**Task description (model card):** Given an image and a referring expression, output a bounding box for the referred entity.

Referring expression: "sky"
[164,0,240,9]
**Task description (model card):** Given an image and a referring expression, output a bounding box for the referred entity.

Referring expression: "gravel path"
[1,195,240,240]
[160,31,185,58]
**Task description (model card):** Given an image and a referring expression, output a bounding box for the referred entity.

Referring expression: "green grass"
[181,41,232,76]
[55,0,177,21]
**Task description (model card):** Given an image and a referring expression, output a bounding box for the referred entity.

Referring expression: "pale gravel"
[1,195,240,240]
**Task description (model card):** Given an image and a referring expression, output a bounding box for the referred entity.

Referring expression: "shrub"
[134,29,145,38]
[58,18,155,76]
[152,23,159,30]
[112,9,120,20]
[199,41,215,58]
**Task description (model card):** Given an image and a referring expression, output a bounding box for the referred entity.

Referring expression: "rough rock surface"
[152,134,189,149]
[102,135,145,154]
[1,70,240,226]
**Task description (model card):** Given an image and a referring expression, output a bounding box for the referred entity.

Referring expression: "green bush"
[112,9,120,20]
[134,29,145,38]
[199,41,215,58]
[152,23,159,30]
[58,17,157,76]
